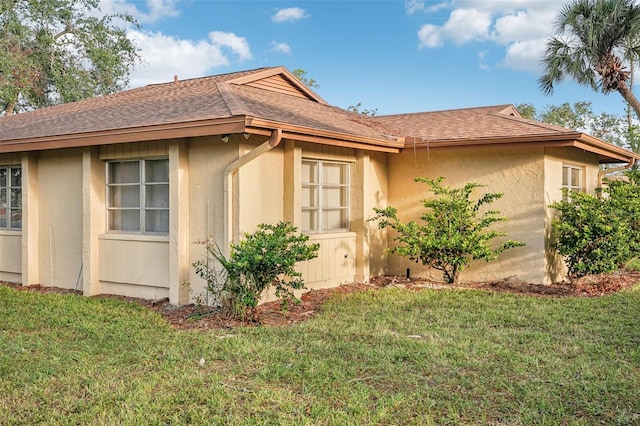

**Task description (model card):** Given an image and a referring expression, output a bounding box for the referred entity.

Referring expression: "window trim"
[0,165,22,231]
[301,159,350,233]
[562,163,583,192]
[106,158,169,235]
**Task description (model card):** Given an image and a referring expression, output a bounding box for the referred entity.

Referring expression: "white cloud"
[127,30,251,87]
[208,31,252,61]
[445,9,492,44]
[269,41,291,55]
[500,38,547,72]
[99,0,180,24]
[416,1,570,72]
[405,0,425,15]
[418,8,491,48]
[418,24,443,48]
[272,7,308,23]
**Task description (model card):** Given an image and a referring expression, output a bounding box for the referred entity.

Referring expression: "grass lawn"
[1,284,639,425]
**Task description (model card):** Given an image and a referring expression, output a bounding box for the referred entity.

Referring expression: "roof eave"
[246,118,403,153]
[403,133,638,163]
[0,117,247,153]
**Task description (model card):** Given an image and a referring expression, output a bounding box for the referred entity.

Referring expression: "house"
[0,66,637,304]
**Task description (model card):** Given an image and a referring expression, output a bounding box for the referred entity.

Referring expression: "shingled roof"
[373,105,639,164]
[1,66,637,163]
[0,66,402,153]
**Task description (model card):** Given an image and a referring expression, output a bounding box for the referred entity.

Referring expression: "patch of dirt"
[3,270,640,331]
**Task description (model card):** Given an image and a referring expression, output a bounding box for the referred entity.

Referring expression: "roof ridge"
[489,111,578,134]
[216,82,248,116]
[144,67,277,87]
[377,104,514,118]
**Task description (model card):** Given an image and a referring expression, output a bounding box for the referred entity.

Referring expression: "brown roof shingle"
[0,66,397,147]
[372,105,578,144]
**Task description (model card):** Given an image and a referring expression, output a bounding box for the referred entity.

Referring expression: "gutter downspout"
[597,157,636,188]
[223,129,283,254]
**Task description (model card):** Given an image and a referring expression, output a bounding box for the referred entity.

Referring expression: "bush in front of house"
[193,222,319,319]
[370,177,525,284]
[552,171,640,279]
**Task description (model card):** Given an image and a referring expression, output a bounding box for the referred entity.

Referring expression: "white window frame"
[0,165,21,230]
[562,164,583,192]
[106,158,169,234]
[302,159,350,233]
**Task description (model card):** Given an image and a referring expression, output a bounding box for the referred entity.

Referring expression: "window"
[0,166,21,230]
[107,159,169,233]
[562,164,583,192]
[302,159,349,232]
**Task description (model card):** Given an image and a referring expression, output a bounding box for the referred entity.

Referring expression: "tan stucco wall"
[543,147,602,282]
[387,145,544,284]
[186,135,241,301]
[37,149,83,289]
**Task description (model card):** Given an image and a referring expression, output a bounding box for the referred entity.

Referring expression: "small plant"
[193,222,319,320]
[370,177,524,284]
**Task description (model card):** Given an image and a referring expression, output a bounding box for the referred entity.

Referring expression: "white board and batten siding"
[0,153,22,282]
[296,143,358,289]
[96,141,171,299]
[299,233,356,290]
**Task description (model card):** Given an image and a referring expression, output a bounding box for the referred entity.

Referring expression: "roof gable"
[0,66,400,153]
[227,66,328,104]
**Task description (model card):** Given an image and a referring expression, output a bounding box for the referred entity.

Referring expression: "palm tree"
[539,0,640,120]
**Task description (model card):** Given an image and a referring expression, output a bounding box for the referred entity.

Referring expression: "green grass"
[1,285,640,425]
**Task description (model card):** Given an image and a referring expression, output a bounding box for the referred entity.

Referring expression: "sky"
[99,0,634,118]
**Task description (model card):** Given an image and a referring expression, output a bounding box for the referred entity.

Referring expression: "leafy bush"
[193,222,319,319]
[551,190,629,278]
[371,177,524,284]
[552,172,640,278]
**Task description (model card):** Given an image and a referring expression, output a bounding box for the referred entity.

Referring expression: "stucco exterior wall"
[543,147,602,282]
[186,135,240,301]
[37,149,83,289]
[238,140,284,233]
[387,145,545,284]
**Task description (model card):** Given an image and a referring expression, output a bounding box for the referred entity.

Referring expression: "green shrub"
[551,189,630,278]
[551,171,640,279]
[606,172,640,258]
[551,171,640,278]
[371,177,524,284]
[193,222,319,319]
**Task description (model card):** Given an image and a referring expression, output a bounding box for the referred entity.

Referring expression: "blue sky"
[102,0,633,118]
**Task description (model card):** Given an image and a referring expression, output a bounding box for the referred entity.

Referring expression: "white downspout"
[223,129,283,254]
[597,157,636,187]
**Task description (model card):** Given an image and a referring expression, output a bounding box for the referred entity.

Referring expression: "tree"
[347,102,378,117]
[0,0,140,115]
[539,0,640,121]
[292,69,319,89]
[370,177,524,284]
[515,101,629,149]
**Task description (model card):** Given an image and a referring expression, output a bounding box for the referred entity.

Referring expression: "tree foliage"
[193,222,319,318]
[515,101,634,149]
[371,177,524,284]
[539,0,640,120]
[292,69,319,89]
[347,102,378,117]
[551,174,640,278]
[0,0,140,115]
